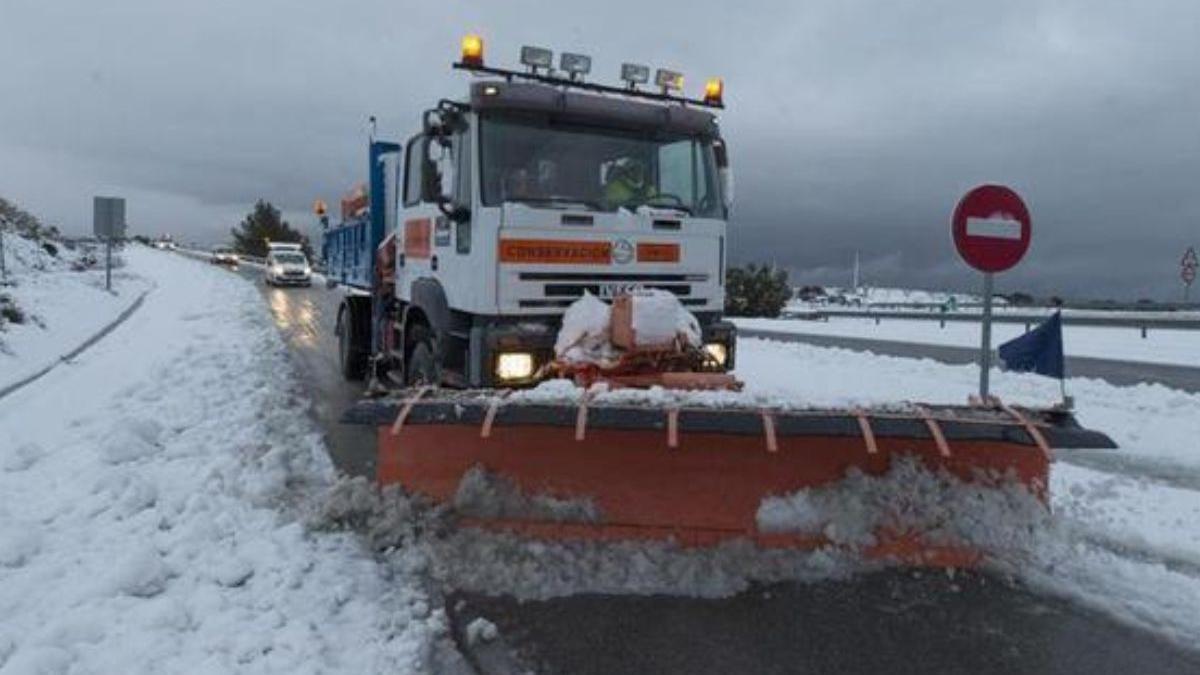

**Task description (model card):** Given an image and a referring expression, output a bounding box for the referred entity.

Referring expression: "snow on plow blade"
[344,390,1116,566]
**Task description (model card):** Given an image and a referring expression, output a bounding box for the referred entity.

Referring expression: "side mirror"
[712,139,733,212]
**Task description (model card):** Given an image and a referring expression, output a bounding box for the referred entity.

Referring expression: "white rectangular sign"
[965,216,1022,240]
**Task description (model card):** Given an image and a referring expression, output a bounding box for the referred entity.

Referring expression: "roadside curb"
[0,285,154,401]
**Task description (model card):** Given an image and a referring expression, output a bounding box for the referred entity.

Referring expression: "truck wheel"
[338,303,368,381]
[405,325,438,386]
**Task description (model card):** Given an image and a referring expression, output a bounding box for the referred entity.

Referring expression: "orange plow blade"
[345,390,1116,567]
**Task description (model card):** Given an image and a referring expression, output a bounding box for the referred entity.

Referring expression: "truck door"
[396,135,442,303]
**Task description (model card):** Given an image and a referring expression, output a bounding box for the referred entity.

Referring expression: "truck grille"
[519,298,708,309]
[515,272,709,309]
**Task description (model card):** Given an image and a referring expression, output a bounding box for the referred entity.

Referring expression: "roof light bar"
[452,37,723,109]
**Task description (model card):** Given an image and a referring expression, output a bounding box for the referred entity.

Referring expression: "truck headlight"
[496,352,535,381]
[703,342,728,367]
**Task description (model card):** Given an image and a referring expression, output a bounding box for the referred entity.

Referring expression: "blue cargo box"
[319,141,402,291]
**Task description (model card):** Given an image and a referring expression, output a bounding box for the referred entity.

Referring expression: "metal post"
[979,272,994,400]
[105,238,112,291]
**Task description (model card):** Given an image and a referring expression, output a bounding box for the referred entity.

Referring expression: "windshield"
[274,253,306,265]
[480,116,723,217]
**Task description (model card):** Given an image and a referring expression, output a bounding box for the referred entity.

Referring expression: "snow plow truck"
[322,36,1116,566]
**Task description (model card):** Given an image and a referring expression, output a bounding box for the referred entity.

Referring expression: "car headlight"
[703,342,728,367]
[495,352,535,381]
[271,265,283,274]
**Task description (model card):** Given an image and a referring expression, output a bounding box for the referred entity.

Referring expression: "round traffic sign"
[1185,266,1197,286]
[952,184,1032,273]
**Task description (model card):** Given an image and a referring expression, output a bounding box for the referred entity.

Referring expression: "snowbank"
[0,249,443,673]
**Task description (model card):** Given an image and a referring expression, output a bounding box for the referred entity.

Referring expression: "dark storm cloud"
[2,0,1197,299]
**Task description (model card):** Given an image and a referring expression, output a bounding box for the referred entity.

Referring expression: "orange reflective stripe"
[500,239,612,265]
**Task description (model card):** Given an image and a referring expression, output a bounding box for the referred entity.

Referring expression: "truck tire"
[338,302,369,381]
[405,324,439,386]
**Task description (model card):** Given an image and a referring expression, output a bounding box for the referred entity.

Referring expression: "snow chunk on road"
[464,617,499,646]
[757,457,1047,553]
[454,465,601,524]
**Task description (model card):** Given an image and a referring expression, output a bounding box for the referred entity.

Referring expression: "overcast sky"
[2,0,1198,299]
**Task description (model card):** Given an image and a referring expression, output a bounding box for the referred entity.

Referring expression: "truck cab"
[327,40,736,389]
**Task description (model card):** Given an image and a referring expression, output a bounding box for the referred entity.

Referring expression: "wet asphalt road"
[227,263,1200,675]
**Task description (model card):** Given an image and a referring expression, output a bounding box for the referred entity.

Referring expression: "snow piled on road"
[0,249,441,673]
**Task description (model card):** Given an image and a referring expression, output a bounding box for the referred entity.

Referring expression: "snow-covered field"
[736,316,1200,368]
[0,235,153,393]
[0,249,443,673]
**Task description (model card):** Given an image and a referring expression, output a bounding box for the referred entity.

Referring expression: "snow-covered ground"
[4,245,1199,667]
[736,316,1200,368]
[731,338,1200,645]
[0,235,153,392]
[0,249,443,673]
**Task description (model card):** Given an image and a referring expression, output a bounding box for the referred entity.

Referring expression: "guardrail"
[779,308,1200,332]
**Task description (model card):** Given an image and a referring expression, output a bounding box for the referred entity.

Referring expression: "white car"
[265,250,312,287]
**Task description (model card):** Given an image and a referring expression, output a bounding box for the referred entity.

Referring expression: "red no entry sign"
[952,185,1032,273]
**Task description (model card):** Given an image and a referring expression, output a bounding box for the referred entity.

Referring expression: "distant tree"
[725,264,790,317]
[230,200,312,259]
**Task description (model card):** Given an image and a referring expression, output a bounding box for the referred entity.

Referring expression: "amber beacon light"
[704,78,724,106]
[461,34,484,67]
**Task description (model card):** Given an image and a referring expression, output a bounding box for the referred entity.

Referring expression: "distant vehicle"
[264,249,311,286]
[211,247,239,266]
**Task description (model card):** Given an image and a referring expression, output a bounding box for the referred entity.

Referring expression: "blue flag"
[998,311,1065,379]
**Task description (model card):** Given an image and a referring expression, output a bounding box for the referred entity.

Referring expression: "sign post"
[1182,247,1197,303]
[952,184,1032,400]
[93,197,126,292]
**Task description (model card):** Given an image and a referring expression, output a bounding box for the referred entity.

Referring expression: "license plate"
[597,282,642,299]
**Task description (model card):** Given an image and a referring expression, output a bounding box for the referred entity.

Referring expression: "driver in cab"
[603,158,655,210]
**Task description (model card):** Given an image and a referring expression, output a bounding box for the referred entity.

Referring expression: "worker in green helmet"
[603,157,656,210]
